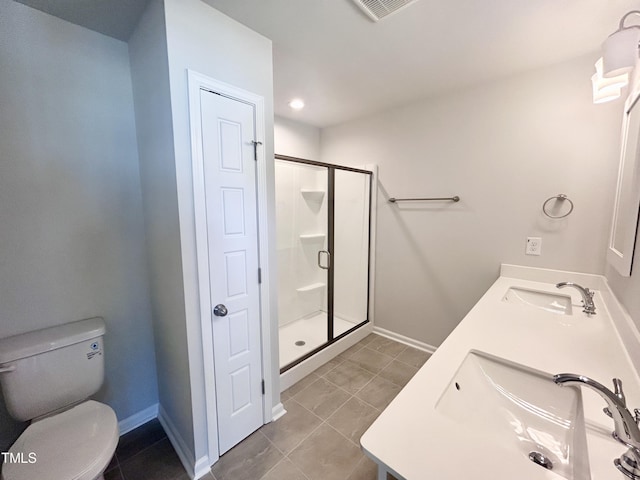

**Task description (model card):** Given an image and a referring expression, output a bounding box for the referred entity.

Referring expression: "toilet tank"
[0,317,106,422]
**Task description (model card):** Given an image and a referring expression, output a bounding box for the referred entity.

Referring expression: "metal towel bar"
[389,196,460,203]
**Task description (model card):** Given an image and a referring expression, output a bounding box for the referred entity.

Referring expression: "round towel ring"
[543,194,574,219]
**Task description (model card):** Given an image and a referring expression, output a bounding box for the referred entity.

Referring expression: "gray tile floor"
[106,334,429,480]
[104,418,207,480]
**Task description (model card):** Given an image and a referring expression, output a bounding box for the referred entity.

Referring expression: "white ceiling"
[17,0,640,127]
[206,0,639,127]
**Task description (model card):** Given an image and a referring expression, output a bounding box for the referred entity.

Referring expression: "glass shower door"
[275,159,329,368]
[332,169,372,338]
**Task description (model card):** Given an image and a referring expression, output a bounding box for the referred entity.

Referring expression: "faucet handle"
[604,407,613,418]
[614,378,627,406]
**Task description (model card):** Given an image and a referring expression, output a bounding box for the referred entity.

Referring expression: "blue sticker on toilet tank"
[87,341,102,360]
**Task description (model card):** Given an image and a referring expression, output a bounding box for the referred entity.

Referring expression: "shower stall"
[275,155,373,372]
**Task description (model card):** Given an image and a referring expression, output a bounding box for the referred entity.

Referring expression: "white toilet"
[0,317,118,480]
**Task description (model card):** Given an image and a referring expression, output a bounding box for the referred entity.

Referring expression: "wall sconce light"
[603,11,640,78]
[594,11,640,103]
[592,58,628,104]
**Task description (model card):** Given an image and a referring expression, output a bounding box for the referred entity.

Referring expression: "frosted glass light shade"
[592,74,621,103]
[593,88,621,104]
[602,26,640,78]
[594,58,629,89]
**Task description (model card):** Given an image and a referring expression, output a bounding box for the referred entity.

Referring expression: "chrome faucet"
[554,374,640,479]
[556,282,596,315]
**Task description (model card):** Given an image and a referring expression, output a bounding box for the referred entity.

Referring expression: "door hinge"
[258,267,262,284]
[261,379,265,395]
[251,140,262,161]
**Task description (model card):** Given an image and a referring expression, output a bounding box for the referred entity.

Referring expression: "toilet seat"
[2,400,118,480]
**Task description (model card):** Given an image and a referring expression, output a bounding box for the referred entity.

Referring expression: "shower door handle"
[317,250,331,270]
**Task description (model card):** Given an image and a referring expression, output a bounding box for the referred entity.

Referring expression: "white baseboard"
[158,404,210,480]
[271,402,286,422]
[118,403,159,435]
[193,456,212,480]
[372,327,438,354]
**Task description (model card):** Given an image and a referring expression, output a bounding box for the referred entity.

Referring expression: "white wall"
[0,0,158,450]
[321,54,623,347]
[607,223,640,330]
[274,116,321,159]
[163,0,276,465]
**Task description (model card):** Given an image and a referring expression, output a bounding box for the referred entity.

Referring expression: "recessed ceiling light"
[288,98,305,110]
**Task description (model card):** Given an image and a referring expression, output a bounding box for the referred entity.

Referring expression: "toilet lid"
[3,400,118,480]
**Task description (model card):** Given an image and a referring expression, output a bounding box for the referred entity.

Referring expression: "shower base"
[279,312,358,368]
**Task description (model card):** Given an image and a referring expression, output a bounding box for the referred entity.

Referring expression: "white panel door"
[200,89,263,455]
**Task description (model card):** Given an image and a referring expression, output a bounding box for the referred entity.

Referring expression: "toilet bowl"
[2,401,118,480]
[0,318,119,480]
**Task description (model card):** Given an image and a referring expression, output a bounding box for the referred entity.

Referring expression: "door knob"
[213,304,228,317]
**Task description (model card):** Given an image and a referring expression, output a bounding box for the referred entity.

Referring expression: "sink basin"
[503,287,573,315]
[436,351,590,479]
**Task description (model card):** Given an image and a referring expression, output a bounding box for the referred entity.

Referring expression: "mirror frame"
[607,87,640,277]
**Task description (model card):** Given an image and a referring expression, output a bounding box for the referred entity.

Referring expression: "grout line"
[289,397,325,423]
[268,338,411,479]
[355,373,390,408]
[112,465,125,480]
[260,398,325,457]
[301,372,384,449]
[258,456,311,480]
[273,336,408,477]
[266,442,314,479]
[105,453,120,474]
[323,420,363,448]
[284,372,320,398]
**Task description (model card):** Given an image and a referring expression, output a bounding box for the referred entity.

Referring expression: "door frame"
[187,70,274,465]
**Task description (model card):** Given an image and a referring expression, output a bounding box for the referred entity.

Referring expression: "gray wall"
[321,54,623,347]
[128,0,195,460]
[0,0,158,450]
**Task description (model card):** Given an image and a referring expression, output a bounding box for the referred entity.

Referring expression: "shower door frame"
[275,154,374,373]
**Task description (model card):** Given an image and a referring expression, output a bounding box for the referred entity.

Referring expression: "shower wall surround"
[275,160,329,327]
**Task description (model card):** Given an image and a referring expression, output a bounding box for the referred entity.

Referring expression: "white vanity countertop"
[361,265,640,480]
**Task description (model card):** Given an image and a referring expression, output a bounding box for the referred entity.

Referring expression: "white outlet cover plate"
[526,237,542,256]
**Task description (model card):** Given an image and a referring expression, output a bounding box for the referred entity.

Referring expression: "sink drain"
[529,452,553,470]
[295,340,306,346]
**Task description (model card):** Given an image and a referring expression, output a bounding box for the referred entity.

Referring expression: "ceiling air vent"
[351,0,419,22]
